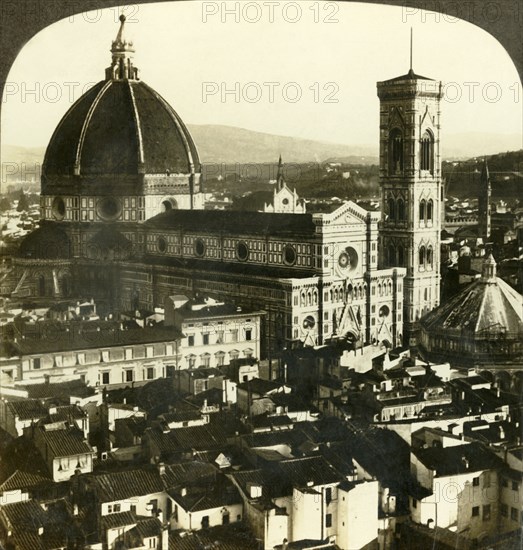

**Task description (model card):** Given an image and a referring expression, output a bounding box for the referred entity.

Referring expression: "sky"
[1,1,522,152]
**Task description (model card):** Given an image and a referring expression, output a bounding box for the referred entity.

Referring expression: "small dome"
[419,256,523,366]
[19,224,71,259]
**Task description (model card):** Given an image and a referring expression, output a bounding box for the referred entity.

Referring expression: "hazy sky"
[1,1,522,152]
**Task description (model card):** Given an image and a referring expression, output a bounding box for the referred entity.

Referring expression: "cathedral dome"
[19,224,71,259]
[418,255,523,366]
[42,15,200,186]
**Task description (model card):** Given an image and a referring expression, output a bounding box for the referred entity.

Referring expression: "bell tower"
[377,53,443,343]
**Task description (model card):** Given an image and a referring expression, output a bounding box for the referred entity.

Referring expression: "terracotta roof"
[42,79,200,181]
[145,209,316,237]
[412,442,504,476]
[38,426,94,458]
[8,399,48,421]
[89,468,164,503]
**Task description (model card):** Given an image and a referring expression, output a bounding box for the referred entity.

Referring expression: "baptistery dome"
[40,14,204,222]
[418,255,523,367]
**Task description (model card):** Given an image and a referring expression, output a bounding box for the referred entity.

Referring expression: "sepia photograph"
[0,1,521,549]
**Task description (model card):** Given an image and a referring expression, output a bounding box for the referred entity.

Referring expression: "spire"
[479,157,491,241]
[407,28,414,77]
[481,253,497,283]
[276,155,285,191]
[105,14,139,81]
[481,157,490,183]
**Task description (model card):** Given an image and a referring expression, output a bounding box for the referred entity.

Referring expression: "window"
[512,481,519,491]
[389,128,403,174]
[188,335,194,347]
[102,372,110,385]
[201,354,211,367]
[203,334,209,345]
[188,355,196,368]
[325,513,332,528]
[126,370,133,383]
[231,329,238,343]
[146,347,153,358]
[397,245,404,266]
[236,514,241,522]
[482,504,491,521]
[472,506,479,517]
[201,516,210,529]
[325,487,332,505]
[419,246,426,267]
[222,512,230,525]
[387,198,395,220]
[147,367,154,380]
[245,329,252,341]
[419,199,426,222]
[511,507,518,522]
[412,499,417,509]
[420,129,434,173]
[472,477,480,487]
[427,199,433,221]
[397,198,405,221]
[501,478,508,488]
[501,504,508,517]
[216,331,224,344]
[33,358,41,370]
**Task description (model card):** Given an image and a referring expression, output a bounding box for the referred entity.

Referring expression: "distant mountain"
[187,124,377,164]
[1,126,521,179]
[443,133,522,159]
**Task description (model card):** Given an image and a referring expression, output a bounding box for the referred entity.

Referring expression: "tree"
[16,190,30,212]
[0,197,10,212]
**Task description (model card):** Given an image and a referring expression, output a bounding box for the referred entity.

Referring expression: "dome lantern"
[105,14,139,81]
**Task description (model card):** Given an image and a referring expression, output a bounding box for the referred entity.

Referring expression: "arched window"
[388,244,395,266]
[419,199,426,222]
[397,199,405,221]
[420,130,434,173]
[38,275,46,297]
[427,246,433,268]
[397,245,405,266]
[300,292,306,307]
[347,284,353,301]
[419,246,426,267]
[378,283,382,296]
[387,198,395,220]
[389,128,404,174]
[427,199,433,222]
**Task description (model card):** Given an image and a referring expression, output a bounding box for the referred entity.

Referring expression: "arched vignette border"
[0,0,521,151]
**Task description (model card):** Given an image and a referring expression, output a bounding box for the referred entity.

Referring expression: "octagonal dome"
[41,15,200,191]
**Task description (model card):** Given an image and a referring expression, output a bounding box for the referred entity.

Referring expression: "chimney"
[282,539,288,550]
[158,462,166,475]
[461,456,469,469]
[181,487,187,497]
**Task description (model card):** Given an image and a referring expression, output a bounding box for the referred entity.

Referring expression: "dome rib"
[74,80,112,175]
[127,80,145,168]
[141,82,200,173]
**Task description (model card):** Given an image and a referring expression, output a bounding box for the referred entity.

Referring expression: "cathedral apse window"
[97,197,121,221]
[420,130,434,173]
[157,237,167,253]
[283,244,297,266]
[388,128,404,174]
[52,197,66,220]
[194,238,206,257]
[419,246,426,268]
[236,241,249,261]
